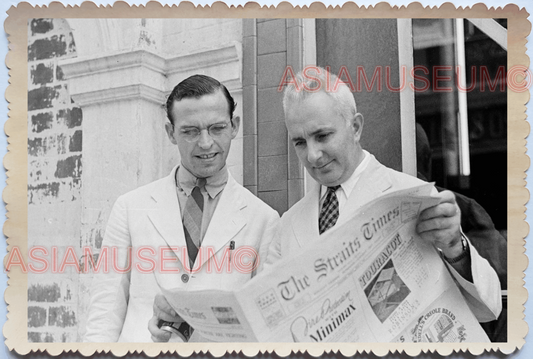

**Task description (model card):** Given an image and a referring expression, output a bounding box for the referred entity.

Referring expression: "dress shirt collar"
[176,165,228,199]
[320,150,370,200]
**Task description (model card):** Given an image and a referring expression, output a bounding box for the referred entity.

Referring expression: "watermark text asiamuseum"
[4,245,259,275]
[278,65,531,93]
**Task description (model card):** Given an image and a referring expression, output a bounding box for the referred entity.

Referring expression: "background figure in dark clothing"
[416,123,507,342]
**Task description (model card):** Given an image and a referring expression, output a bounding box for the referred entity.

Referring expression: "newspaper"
[160,184,490,343]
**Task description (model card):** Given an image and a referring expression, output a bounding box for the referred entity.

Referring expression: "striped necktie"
[183,178,205,267]
[319,185,341,234]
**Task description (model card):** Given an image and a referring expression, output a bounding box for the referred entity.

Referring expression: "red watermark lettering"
[386,65,407,93]
[5,247,27,273]
[480,66,506,92]
[276,65,524,93]
[181,246,203,274]
[160,246,180,273]
[301,65,324,93]
[205,246,231,274]
[52,246,58,273]
[232,246,259,274]
[112,246,132,274]
[58,246,80,273]
[410,65,430,92]
[82,246,109,273]
[278,65,300,92]
[432,66,453,92]
[507,65,532,92]
[28,246,49,274]
[135,246,157,274]
[456,66,477,92]
[357,65,382,92]
[333,66,355,92]
[4,245,264,275]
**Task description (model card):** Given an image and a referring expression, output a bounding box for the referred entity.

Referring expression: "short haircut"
[282,66,357,122]
[166,74,236,125]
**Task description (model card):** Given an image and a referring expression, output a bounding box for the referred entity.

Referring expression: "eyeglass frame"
[173,119,235,143]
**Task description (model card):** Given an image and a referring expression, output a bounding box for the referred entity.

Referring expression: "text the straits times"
[160,184,490,343]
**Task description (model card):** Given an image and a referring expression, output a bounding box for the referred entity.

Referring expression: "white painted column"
[397,19,417,176]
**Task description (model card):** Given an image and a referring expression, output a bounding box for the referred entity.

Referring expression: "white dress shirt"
[319,150,371,214]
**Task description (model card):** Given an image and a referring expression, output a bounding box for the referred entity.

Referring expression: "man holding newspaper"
[265,67,501,323]
[150,67,501,342]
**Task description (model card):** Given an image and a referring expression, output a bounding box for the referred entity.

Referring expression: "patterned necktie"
[319,185,341,234]
[183,178,205,267]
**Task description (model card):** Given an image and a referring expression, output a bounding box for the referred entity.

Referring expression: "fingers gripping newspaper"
[160,184,490,343]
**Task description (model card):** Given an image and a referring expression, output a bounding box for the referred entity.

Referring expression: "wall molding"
[69,84,165,107]
[59,44,241,107]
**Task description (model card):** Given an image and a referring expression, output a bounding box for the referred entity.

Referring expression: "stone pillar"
[60,47,168,341]
[245,19,315,214]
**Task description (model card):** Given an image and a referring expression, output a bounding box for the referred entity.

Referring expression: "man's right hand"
[148,293,186,342]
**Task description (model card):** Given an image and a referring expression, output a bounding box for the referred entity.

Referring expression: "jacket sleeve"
[401,183,503,323]
[444,236,502,322]
[255,210,281,275]
[429,186,502,322]
[263,212,291,269]
[83,197,132,342]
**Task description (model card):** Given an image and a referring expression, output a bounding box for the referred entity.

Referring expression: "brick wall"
[27,18,82,342]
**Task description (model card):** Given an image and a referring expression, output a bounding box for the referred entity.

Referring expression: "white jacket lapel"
[338,155,393,226]
[289,182,321,248]
[147,166,188,260]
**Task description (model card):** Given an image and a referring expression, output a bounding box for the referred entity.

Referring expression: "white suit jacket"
[267,154,501,323]
[84,167,279,342]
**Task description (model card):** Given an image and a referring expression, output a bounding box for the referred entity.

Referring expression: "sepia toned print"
[3,2,529,357]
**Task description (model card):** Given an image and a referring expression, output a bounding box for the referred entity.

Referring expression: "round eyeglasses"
[178,121,232,143]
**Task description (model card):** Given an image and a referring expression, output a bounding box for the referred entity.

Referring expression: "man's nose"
[307,142,322,164]
[197,129,214,149]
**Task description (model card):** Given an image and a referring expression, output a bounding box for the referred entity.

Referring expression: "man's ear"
[230,116,241,139]
[351,113,364,140]
[165,122,178,145]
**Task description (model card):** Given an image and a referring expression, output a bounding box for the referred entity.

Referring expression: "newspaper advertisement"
[160,184,490,343]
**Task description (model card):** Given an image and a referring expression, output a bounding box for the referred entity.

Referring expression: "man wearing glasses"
[84,75,279,342]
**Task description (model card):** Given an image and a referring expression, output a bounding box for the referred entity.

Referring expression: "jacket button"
[181,274,189,283]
